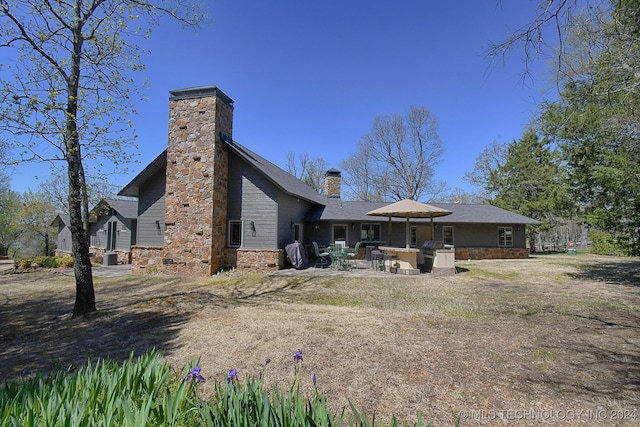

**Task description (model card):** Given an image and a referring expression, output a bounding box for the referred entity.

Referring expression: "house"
[52,198,138,263]
[116,85,540,275]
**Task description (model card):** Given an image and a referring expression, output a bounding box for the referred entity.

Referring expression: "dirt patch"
[1,255,639,426]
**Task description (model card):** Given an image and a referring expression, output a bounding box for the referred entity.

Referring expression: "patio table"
[329,246,351,270]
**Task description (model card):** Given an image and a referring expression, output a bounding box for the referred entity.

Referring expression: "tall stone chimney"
[163,86,234,275]
[324,169,342,198]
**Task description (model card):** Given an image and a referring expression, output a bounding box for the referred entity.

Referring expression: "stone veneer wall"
[236,249,284,272]
[163,87,233,276]
[455,247,530,260]
[89,247,132,264]
[130,246,164,273]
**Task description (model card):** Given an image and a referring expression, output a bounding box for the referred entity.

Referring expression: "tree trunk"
[68,136,95,316]
[68,17,95,317]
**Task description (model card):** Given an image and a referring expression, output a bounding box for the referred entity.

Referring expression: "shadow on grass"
[0,271,316,382]
[567,259,640,287]
[0,284,192,381]
[530,327,640,405]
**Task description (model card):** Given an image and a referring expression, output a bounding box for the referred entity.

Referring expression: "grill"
[419,240,444,272]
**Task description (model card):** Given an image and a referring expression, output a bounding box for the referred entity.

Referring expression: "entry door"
[106,221,117,251]
[333,224,347,245]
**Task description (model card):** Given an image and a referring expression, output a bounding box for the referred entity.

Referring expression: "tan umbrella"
[366,199,452,248]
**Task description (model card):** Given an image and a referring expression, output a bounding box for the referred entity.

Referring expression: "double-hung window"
[443,226,454,246]
[498,226,513,247]
[360,223,381,241]
[228,220,242,247]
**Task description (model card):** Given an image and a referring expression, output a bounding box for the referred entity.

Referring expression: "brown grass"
[1,254,639,426]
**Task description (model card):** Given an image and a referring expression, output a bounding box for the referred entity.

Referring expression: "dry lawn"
[1,254,639,426]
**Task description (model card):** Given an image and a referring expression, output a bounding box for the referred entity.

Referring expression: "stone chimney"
[163,86,234,276]
[324,169,342,198]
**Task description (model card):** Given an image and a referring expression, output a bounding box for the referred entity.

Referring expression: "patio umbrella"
[366,199,452,248]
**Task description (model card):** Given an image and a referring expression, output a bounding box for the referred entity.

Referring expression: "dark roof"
[119,139,325,204]
[306,199,541,225]
[433,203,541,224]
[225,139,324,205]
[118,150,167,197]
[119,140,540,226]
[88,198,138,222]
[50,213,70,227]
[100,198,138,219]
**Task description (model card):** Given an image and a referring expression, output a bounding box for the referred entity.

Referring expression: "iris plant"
[227,369,237,384]
[184,366,205,382]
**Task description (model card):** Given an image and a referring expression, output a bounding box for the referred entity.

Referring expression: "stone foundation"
[236,249,284,272]
[455,247,530,260]
[131,246,284,274]
[131,246,164,273]
[89,247,132,264]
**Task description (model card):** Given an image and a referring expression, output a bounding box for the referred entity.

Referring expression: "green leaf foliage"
[0,351,433,427]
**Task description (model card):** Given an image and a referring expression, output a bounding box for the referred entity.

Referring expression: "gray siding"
[228,153,278,249]
[277,193,314,248]
[137,168,166,247]
[433,223,527,248]
[56,224,72,252]
[304,220,529,249]
[89,214,134,251]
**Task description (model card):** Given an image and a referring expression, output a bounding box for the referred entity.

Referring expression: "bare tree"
[0,0,207,316]
[463,140,508,200]
[285,150,329,193]
[342,106,446,202]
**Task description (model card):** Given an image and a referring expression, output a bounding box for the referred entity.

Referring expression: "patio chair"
[312,242,330,268]
[346,241,362,267]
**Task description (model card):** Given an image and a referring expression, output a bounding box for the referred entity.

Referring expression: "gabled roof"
[118,150,167,197]
[50,213,70,228]
[306,199,541,225]
[119,139,325,205]
[225,139,324,205]
[119,138,541,226]
[91,198,138,220]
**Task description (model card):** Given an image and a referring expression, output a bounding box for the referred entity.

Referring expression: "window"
[498,226,513,247]
[333,224,347,243]
[360,223,381,241]
[106,221,117,251]
[228,221,242,247]
[292,223,301,242]
[443,226,454,246]
[410,226,417,246]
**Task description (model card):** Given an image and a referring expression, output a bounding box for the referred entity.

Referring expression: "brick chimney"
[324,169,342,198]
[163,86,234,275]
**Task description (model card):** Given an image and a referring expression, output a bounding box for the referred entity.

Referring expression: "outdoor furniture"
[383,253,398,272]
[370,250,384,270]
[346,241,362,258]
[312,242,330,268]
[330,244,350,270]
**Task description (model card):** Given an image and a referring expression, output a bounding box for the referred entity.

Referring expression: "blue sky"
[8,0,554,198]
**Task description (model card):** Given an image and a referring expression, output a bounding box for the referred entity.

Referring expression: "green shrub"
[13,256,74,269]
[590,232,632,256]
[0,351,436,427]
[58,256,74,267]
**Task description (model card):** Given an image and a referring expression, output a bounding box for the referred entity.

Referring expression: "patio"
[270,259,411,277]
